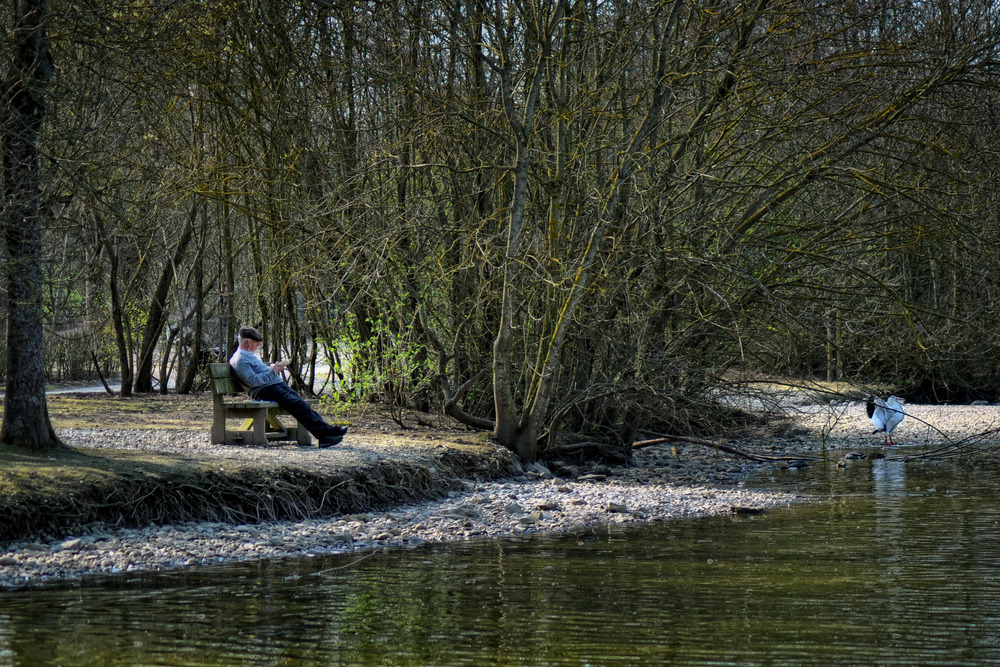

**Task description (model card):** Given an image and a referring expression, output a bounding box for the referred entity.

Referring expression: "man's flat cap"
[239,326,263,341]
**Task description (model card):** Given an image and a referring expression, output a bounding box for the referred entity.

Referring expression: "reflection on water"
[872,457,906,495]
[3,454,1000,665]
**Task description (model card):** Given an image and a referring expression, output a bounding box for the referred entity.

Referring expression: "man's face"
[243,338,261,353]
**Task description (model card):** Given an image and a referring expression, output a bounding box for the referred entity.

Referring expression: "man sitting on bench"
[229,326,348,448]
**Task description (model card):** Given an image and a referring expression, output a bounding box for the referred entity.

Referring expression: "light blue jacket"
[229,348,283,399]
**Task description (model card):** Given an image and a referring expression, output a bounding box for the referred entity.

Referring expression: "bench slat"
[226,400,277,409]
[209,363,242,396]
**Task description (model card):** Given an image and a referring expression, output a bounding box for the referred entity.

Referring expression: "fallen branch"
[443,368,494,431]
[890,426,1000,462]
[633,432,817,463]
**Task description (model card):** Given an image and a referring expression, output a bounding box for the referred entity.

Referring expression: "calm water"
[2,453,1000,665]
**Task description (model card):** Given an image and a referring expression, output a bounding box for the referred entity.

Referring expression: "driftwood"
[632,432,817,463]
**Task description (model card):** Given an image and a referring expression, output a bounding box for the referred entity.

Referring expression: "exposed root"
[0,446,519,544]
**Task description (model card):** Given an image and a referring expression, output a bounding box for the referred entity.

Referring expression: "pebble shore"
[6,394,994,589]
[0,430,802,589]
[0,471,799,589]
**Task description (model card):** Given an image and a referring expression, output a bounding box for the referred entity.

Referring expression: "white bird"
[866,395,905,446]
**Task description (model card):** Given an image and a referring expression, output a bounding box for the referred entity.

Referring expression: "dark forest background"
[4,0,1000,459]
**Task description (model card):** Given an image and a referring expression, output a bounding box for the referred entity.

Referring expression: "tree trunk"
[132,199,198,392]
[178,248,204,394]
[0,0,63,449]
[491,5,555,461]
[220,202,235,359]
[158,325,179,395]
[93,213,133,397]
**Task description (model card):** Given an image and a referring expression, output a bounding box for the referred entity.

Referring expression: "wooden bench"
[208,362,316,446]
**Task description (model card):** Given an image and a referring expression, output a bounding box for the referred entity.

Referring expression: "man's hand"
[270,360,289,373]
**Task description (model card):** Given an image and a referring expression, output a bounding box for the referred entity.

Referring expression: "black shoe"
[330,425,349,437]
[318,435,343,448]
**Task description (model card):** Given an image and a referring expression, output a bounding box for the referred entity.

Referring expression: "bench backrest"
[209,363,244,397]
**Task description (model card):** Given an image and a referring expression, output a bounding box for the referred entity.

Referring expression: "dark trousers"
[254,382,341,441]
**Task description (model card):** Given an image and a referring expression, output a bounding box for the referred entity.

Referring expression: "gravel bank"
[767,396,1000,450]
[5,395,994,589]
[0,424,805,589]
[0,472,798,589]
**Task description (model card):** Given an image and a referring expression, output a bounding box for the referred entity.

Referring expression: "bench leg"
[211,416,226,444]
[295,421,312,446]
[211,402,227,444]
[249,407,268,446]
